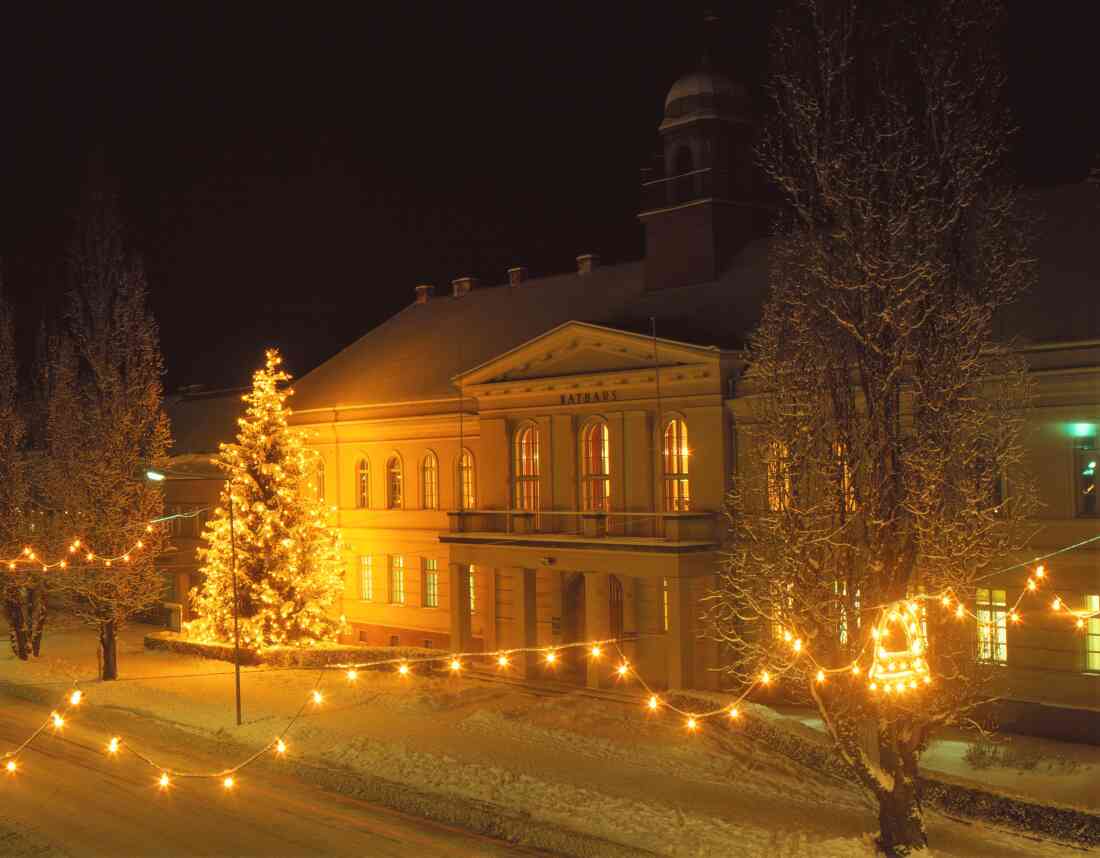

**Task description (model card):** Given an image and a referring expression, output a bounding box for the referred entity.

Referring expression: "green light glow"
[1069,422,1097,438]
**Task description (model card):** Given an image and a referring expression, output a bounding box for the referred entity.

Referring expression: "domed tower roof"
[661,62,749,130]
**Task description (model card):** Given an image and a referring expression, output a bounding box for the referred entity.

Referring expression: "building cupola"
[639,31,761,291]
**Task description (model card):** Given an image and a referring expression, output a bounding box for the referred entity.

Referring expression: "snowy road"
[0,696,542,858]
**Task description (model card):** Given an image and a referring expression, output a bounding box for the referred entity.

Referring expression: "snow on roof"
[291,241,771,412]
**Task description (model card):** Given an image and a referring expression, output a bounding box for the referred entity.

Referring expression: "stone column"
[666,575,693,689]
[509,568,538,677]
[448,562,471,652]
[583,572,610,688]
[483,568,498,652]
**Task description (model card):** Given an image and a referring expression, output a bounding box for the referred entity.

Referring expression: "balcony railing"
[640,167,730,211]
[446,509,718,543]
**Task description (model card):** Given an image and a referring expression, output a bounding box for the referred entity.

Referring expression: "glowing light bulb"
[69,689,82,706]
[910,641,922,655]
[497,655,509,668]
[729,707,739,719]
[941,595,951,608]
[760,670,771,686]
[275,739,287,755]
[223,776,235,790]
[136,540,143,549]
[871,628,880,640]
[851,665,861,676]
[815,670,825,683]
[346,669,358,681]
[449,658,462,672]
[1035,565,1045,579]
[158,772,171,790]
[51,712,64,729]
[396,663,410,676]
[146,524,154,533]
[782,630,792,642]
[1076,618,1085,630]
[616,663,629,677]
[544,651,557,665]
[86,553,94,561]
[105,560,111,567]
[792,639,802,653]
[312,691,323,705]
[107,737,120,754]
[686,717,698,731]
[1010,611,1020,624]
[5,760,16,774]
[1027,579,1037,591]
[922,675,931,685]
[908,680,917,689]
[1052,597,1062,611]
[647,695,659,711]
[869,682,878,691]
[954,604,965,619]
[590,645,601,658]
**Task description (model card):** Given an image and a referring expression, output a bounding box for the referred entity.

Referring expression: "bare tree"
[706,1,1037,853]
[43,183,171,680]
[0,274,42,659]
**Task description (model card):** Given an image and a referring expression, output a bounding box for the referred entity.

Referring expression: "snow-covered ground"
[772,705,1100,813]
[0,619,1089,857]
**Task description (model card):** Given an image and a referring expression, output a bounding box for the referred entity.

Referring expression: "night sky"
[1,2,1096,392]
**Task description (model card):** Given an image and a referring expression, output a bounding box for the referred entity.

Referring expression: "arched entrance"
[560,573,586,683]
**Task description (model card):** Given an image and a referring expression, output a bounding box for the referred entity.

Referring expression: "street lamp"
[147,465,244,727]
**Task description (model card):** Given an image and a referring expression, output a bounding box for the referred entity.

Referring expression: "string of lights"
[0,509,215,573]
[2,538,1096,791]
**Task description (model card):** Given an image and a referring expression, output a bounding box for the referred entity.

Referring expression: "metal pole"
[228,479,242,726]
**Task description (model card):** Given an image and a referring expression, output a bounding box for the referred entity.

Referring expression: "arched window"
[315,458,326,504]
[580,422,610,512]
[662,418,691,511]
[356,459,370,509]
[514,425,540,512]
[675,145,694,175]
[457,449,476,511]
[386,456,403,509]
[421,452,439,509]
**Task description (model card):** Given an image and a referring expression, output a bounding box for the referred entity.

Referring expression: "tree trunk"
[5,589,30,660]
[30,587,47,656]
[99,620,119,681]
[877,776,927,856]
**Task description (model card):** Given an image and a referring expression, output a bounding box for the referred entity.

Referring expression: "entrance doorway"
[560,573,586,683]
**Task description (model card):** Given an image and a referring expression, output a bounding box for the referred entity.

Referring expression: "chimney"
[414,284,434,304]
[507,266,528,287]
[576,253,600,275]
[451,276,477,298]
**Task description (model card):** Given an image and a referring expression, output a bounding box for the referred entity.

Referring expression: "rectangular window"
[1086,594,1100,673]
[468,566,476,613]
[359,556,373,601]
[423,639,433,649]
[389,555,406,605]
[389,634,399,647]
[661,578,670,632]
[976,588,1007,664]
[1076,442,1097,517]
[422,558,439,608]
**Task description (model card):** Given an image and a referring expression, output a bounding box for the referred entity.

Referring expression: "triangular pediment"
[455,321,721,387]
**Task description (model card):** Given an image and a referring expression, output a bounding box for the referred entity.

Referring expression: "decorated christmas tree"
[189,349,343,649]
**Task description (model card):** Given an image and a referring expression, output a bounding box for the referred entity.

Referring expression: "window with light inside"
[662,418,691,511]
[976,588,1007,664]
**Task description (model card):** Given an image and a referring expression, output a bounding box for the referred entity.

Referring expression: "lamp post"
[148,465,243,726]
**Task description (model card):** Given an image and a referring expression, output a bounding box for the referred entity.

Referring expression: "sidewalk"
[0,619,1085,858]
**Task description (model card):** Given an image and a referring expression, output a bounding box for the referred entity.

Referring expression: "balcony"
[443,508,720,552]
[640,167,731,212]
